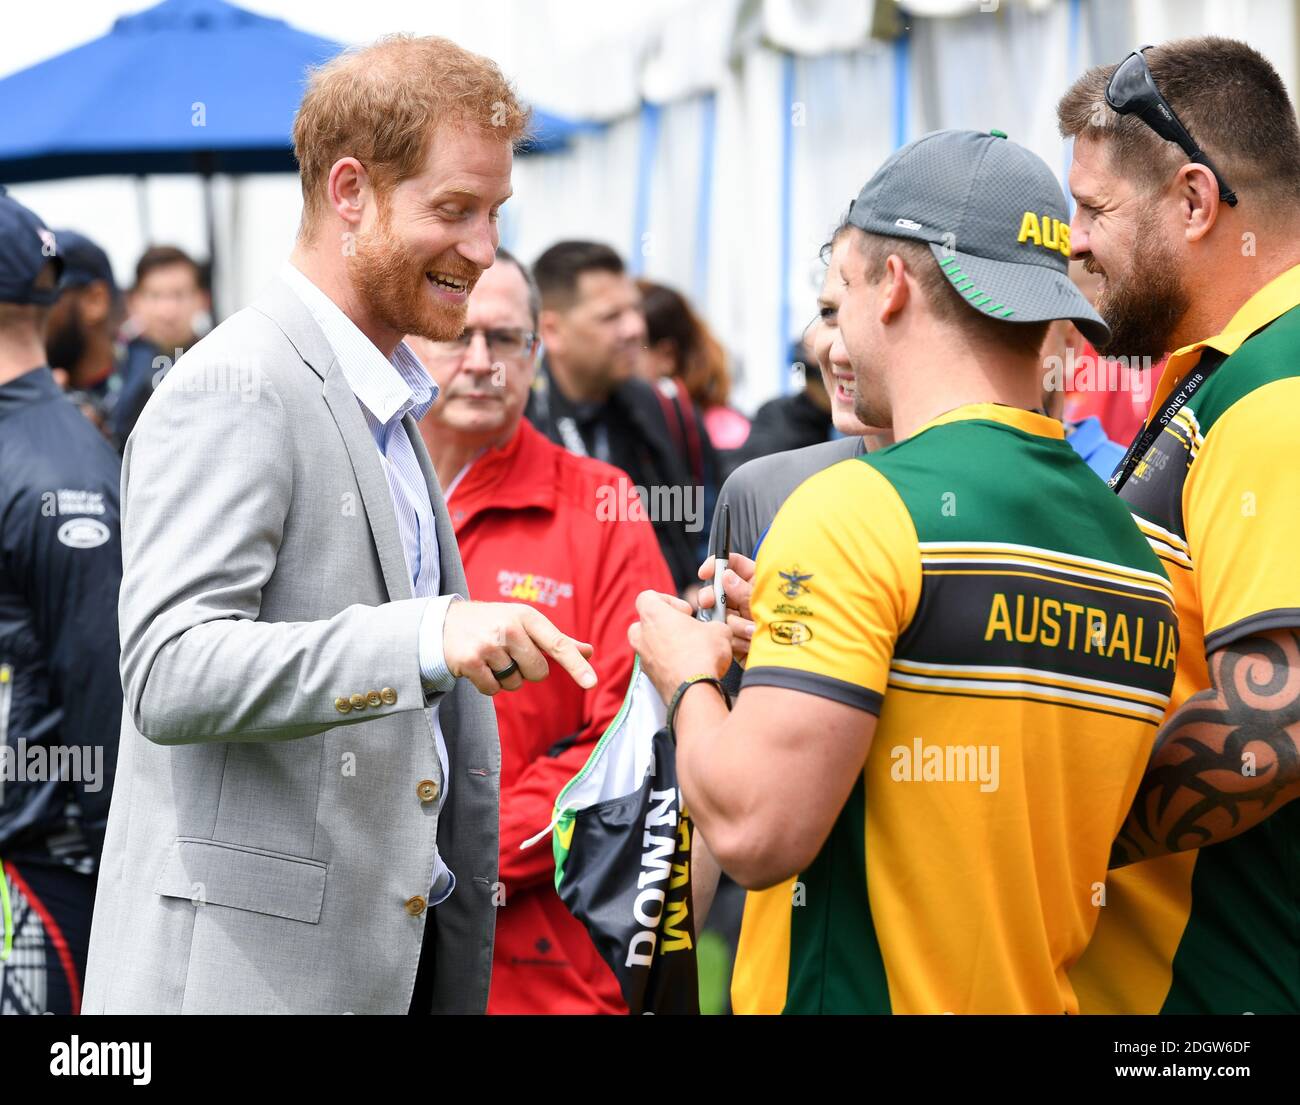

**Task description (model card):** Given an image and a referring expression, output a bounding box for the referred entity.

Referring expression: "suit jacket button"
[366,690,383,708]
[405,895,427,916]
[349,693,367,710]
[380,687,398,705]
[417,779,439,804]
[334,697,351,713]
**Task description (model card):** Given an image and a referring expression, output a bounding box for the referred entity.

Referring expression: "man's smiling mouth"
[427,272,469,292]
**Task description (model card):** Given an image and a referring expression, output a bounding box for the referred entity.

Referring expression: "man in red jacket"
[411,249,673,1014]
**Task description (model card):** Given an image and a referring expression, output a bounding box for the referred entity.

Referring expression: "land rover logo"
[57,518,111,549]
[770,620,813,646]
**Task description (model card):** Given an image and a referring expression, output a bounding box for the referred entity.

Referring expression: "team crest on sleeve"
[770,620,814,645]
[778,567,813,599]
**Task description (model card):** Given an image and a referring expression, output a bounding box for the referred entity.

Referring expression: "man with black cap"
[629,129,1178,1014]
[44,229,125,435]
[0,191,123,1015]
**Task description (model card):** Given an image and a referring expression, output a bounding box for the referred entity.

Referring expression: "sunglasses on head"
[1105,46,1238,207]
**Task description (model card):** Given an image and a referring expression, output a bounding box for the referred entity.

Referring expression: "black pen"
[706,504,730,624]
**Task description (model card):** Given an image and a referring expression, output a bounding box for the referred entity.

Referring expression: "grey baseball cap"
[846,128,1109,346]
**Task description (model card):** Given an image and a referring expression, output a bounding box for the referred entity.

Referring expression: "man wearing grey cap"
[629,129,1178,1013]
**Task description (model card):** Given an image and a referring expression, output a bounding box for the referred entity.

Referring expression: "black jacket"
[0,367,123,869]
[107,336,163,451]
[525,361,714,592]
[734,389,835,465]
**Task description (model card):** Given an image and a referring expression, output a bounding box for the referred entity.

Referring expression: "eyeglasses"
[426,327,537,359]
[1105,46,1238,207]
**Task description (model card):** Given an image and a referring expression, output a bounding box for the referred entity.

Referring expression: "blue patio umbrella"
[0,0,593,309]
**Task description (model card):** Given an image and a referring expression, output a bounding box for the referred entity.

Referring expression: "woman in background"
[638,280,750,464]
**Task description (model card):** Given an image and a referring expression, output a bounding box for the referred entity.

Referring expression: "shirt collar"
[1151,261,1300,413]
[281,262,438,426]
[911,402,1066,441]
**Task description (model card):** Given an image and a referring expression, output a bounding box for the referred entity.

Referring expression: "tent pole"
[199,153,217,322]
[229,175,242,318]
[134,175,152,245]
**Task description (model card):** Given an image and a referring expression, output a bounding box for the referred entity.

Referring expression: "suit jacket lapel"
[322,366,414,603]
[252,277,413,604]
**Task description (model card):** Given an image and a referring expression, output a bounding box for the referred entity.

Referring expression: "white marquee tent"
[5,0,1296,411]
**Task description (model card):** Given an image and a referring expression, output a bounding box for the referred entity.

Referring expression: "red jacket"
[1063,343,1170,448]
[446,419,674,1014]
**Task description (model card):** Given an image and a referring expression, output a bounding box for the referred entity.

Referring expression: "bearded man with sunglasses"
[1059,36,1300,1015]
[411,250,672,1014]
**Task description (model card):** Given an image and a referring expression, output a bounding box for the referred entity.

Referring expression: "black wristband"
[666,674,732,738]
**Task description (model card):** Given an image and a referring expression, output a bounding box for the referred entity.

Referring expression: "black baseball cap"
[0,186,64,306]
[845,128,1109,345]
[54,229,118,296]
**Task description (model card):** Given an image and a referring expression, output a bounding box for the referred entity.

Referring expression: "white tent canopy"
[6,0,1296,412]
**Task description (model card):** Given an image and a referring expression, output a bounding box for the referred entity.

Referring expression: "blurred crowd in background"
[48,230,1151,586]
[11,211,1150,1016]
[0,2,1204,1017]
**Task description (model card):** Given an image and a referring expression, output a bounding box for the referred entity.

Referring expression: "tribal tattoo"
[1110,627,1300,868]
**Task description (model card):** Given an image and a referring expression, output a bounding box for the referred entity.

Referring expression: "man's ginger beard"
[347,195,481,342]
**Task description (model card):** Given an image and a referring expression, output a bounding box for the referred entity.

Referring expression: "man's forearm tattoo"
[1110,628,1300,868]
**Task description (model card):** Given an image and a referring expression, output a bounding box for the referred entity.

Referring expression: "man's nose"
[458,217,498,272]
[829,332,851,369]
[621,310,647,344]
[462,330,493,372]
[1069,211,1088,259]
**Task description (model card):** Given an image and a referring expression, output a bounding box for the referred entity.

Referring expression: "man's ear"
[326,157,371,230]
[878,253,911,324]
[537,307,565,355]
[1178,162,1222,244]
[518,346,540,392]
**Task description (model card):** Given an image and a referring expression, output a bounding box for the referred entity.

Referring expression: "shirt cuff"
[418,594,463,693]
[428,858,456,907]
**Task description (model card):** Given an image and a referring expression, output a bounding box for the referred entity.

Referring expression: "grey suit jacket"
[81,278,500,1014]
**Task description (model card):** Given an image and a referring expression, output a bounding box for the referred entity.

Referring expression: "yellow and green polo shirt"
[731,404,1178,1014]
[1069,264,1300,1015]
